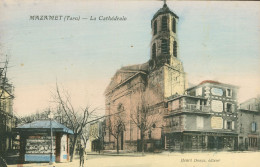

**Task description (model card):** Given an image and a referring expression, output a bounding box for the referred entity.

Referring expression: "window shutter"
[224,103,226,112]
[196,100,200,110]
[232,104,234,112]
[232,121,235,130]
[224,120,227,129]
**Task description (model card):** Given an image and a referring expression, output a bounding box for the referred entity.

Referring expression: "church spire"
[163,0,167,7]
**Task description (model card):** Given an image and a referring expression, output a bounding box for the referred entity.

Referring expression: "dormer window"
[153,20,157,35]
[161,16,168,31]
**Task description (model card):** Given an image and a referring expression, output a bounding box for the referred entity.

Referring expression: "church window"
[153,20,157,35]
[161,39,168,54]
[173,41,177,57]
[152,43,156,59]
[172,18,176,33]
[162,16,168,31]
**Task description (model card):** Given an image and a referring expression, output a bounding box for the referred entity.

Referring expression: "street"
[7,151,260,167]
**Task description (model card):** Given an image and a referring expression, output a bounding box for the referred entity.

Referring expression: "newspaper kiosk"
[16,120,73,163]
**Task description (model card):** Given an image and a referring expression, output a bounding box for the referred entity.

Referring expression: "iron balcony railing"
[168,104,210,114]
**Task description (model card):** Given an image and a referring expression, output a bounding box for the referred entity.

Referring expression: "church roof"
[120,62,149,72]
[104,62,149,95]
[152,4,179,21]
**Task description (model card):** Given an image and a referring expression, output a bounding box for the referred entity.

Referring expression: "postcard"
[0,0,260,167]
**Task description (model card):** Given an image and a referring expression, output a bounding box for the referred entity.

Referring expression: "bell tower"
[148,1,187,98]
[149,1,179,69]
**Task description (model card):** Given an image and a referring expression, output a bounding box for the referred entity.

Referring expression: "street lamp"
[48,112,54,165]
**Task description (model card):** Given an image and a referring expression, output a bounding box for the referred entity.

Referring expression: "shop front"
[165,131,238,151]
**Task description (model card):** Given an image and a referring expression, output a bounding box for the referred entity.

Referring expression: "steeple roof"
[152,3,179,21]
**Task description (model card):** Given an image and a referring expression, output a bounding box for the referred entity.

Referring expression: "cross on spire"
[163,0,166,5]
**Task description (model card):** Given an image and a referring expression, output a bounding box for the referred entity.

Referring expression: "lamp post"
[48,112,54,165]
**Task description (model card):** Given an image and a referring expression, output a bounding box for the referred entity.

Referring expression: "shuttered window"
[152,43,156,59]
[154,20,157,35]
[172,18,176,33]
[173,41,177,57]
[161,39,168,54]
[162,16,168,31]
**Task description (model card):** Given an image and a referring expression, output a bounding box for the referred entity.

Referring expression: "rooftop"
[16,120,74,134]
[187,80,239,91]
[152,3,179,21]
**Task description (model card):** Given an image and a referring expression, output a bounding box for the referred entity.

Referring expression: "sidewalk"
[87,150,144,156]
[6,151,260,167]
[7,157,81,167]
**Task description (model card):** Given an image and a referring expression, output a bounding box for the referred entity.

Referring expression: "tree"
[130,93,163,155]
[0,54,15,164]
[0,55,10,99]
[52,82,97,161]
[18,110,50,124]
[107,104,125,154]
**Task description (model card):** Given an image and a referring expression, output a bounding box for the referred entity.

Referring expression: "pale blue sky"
[0,0,259,116]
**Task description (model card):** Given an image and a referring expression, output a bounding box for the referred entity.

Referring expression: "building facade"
[164,80,239,151]
[87,120,105,152]
[104,3,187,152]
[238,96,260,150]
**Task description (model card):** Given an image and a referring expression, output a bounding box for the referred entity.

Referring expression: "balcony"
[166,104,211,117]
[184,104,210,112]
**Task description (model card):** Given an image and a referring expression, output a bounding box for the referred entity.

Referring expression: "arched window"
[161,39,168,54]
[152,43,156,59]
[161,16,167,31]
[153,20,157,35]
[172,18,176,33]
[173,41,177,57]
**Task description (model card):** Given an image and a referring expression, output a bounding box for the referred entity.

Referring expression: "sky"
[0,0,259,117]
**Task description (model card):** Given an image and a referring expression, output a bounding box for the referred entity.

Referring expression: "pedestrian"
[79,145,86,167]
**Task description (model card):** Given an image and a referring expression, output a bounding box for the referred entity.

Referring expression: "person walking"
[79,145,86,167]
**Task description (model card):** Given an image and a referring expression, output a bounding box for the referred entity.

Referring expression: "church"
[104,2,187,151]
[104,2,239,152]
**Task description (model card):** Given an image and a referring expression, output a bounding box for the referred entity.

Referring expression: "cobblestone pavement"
[7,151,260,167]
